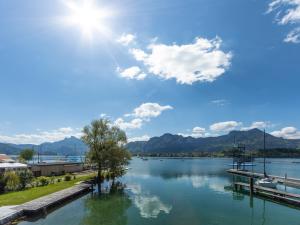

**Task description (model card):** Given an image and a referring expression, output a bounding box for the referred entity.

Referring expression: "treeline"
[132,148,300,158]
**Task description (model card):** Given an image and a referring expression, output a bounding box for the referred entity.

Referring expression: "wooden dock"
[227,169,300,188]
[234,182,300,207]
[0,182,92,225]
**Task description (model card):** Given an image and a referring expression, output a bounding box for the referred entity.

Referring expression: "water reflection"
[81,193,131,225]
[17,158,300,225]
[127,184,172,218]
[177,175,229,194]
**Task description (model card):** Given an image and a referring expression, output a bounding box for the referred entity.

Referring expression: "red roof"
[0,154,12,162]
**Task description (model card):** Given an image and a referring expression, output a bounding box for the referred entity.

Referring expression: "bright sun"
[62,0,113,41]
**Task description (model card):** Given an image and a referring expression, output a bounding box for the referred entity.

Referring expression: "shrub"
[64,174,72,181]
[57,178,61,182]
[38,176,49,186]
[0,175,6,193]
[4,171,20,191]
[49,176,55,184]
[18,169,34,189]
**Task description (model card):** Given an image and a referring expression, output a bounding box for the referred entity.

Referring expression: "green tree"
[19,148,35,162]
[4,171,20,191]
[81,119,130,194]
[108,145,131,185]
[18,169,34,189]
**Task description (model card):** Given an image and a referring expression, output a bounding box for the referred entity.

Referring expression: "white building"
[0,154,27,174]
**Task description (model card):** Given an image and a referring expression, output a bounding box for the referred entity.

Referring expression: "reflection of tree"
[81,192,131,225]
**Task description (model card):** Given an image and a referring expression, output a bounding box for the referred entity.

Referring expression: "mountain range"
[126,129,300,153]
[0,129,300,155]
[0,136,87,155]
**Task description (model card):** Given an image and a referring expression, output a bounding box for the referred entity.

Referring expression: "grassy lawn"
[0,173,96,206]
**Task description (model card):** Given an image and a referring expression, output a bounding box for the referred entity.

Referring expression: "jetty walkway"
[0,182,91,225]
[227,169,300,188]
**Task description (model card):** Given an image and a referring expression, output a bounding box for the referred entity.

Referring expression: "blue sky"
[1,0,300,144]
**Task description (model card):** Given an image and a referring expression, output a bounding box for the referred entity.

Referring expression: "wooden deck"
[234,182,300,207]
[0,182,92,225]
[18,183,91,214]
[227,169,300,188]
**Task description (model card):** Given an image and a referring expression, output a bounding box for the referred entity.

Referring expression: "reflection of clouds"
[126,173,151,179]
[127,184,141,195]
[134,195,172,218]
[127,184,172,218]
[179,175,227,194]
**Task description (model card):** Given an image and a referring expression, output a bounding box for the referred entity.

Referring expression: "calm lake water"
[18,158,300,225]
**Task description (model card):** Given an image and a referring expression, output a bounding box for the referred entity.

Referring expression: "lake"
[18,157,300,225]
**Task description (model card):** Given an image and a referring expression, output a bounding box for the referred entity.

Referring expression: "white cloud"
[0,127,82,145]
[211,99,229,106]
[114,118,143,130]
[130,103,173,119]
[117,66,147,80]
[192,126,206,134]
[284,27,300,43]
[117,33,136,46]
[114,103,173,131]
[130,37,232,84]
[268,0,300,43]
[271,126,300,139]
[210,121,242,132]
[100,113,107,118]
[178,127,208,138]
[128,135,150,142]
[241,121,270,131]
[191,127,206,137]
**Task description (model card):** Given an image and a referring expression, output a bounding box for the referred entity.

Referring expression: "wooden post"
[250,177,254,196]
[285,173,287,192]
[234,183,238,191]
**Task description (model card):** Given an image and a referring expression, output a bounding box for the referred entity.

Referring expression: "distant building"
[0,154,28,174]
[0,154,15,163]
[29,162,84,177]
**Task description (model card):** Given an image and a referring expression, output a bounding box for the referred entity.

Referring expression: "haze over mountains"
[0,129,299,155]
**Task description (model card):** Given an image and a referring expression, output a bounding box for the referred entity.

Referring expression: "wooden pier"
[234,182,300,207]
[227,169,300,188]
[0,182,92,225]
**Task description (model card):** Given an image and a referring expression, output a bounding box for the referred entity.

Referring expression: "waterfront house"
[29,162,84,177]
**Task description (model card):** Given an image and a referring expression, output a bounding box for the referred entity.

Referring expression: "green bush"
[18,169,34,189]
[49,176,55,184]
[4,171,20,191]
[38,176,49,186]
[57,178,61,182]
[64,174,72,181]
[0,175,6,193]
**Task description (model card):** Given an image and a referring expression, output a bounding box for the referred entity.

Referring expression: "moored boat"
[255,177,277,188]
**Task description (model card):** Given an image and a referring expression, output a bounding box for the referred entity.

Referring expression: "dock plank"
[234,182,300,206]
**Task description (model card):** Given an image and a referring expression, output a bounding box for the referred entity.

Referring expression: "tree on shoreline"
[19,149,35,163]
[81,119,131,194]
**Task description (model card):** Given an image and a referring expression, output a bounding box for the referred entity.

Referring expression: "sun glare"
[62,0,113,41]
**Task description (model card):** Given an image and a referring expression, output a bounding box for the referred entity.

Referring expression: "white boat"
[255,130,277,189]
[255,177,277,188]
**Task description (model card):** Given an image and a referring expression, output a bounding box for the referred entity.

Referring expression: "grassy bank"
[0,173,96,206]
